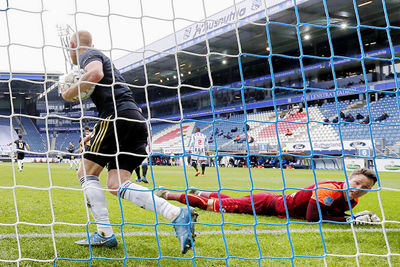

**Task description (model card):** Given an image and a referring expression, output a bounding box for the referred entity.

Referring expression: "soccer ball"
[62,69,95,101]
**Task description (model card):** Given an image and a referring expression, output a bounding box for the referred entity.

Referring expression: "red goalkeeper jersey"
[209,180,358,221]
[273,180,358,220]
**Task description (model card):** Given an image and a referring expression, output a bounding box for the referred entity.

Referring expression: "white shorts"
[191,151,206,161]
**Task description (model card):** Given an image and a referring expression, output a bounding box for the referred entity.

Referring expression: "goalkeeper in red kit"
[155,168,380,224]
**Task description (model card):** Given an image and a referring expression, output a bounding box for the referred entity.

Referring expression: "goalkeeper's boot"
[75,232,117,248]
[172,206,198,254]
[154,186,169,199]
[141,176,149,184]
[195,171,201,177]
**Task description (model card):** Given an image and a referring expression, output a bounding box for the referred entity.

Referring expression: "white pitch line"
[0,228,399,239]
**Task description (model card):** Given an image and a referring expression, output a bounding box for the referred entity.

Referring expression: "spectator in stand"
[323,117,330,123]
[235,135,241,142]
[290,158,306,169]
[285,129,293,136]
[218,130,224,137]
[288,108,296,116]
[356,113,364,120]
[231,127,238,133]
[332,116,339,123]
[340,111,346,120]
[281,158,289,168]
[360,116,370,124]
[374,112,389,122]
[345,113,355,123]
[248,136,254,143]
[224,132,232,139]
[215,128,219,135]
[257,157,265,167]
[269,158,278,168]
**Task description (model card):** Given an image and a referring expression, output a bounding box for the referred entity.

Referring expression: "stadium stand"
[18,117,48,153]
[319,95,400,148]
[152,122,195,151]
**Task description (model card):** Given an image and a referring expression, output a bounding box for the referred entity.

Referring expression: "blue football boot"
[172,206,198,254]
[75,232,117,248]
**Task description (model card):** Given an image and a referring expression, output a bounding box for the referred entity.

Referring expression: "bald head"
[69,30,93,65]
[71,30,93,47]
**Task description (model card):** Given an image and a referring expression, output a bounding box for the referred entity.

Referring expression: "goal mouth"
[1,0,399,265]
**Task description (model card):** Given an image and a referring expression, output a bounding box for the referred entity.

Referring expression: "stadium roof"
[115,0,400,87]
[1,0,400,108]
[0,72,61,104]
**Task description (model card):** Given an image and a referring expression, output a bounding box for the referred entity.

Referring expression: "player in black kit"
[8,134,30,172]
[65,141,78,170]
[59,30,197,253]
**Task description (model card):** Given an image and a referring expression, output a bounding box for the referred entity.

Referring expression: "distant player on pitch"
[135,110,151,184]
[8,134,30,172]
[156,168,380,224]
[188,127,209,177]
[65,141,78,170]
[59,30,197,254]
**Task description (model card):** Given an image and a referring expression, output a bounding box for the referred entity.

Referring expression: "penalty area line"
[0,228,399,239]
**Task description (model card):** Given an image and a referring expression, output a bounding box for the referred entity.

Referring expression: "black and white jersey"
[67,144,75,153]
[14,140,27,151]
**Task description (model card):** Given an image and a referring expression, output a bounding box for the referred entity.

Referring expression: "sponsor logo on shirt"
[323,196,334,206]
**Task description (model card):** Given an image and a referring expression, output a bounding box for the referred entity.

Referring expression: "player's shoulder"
[80,49,105,66]
[317,180,343,189]
[82,49,104,57]
[311,180,344,205]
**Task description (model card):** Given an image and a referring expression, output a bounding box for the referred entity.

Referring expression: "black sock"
[192,161,198,171]
[201,163,206,174]
[142,164,148,177]
[135,167,141,179]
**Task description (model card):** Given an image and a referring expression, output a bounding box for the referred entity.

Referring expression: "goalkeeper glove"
[346,214,371,225]
[346,210,381,225]
[355,210,381,222]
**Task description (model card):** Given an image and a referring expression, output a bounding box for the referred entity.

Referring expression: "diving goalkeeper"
[156,168,380,224]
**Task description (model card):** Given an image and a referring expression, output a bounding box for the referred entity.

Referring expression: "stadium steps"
[152,122,195,151]
[51,135,57,151]
[346,100,366,110]
[14,116,27,134]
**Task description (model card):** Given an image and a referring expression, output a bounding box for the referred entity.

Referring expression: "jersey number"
[18,142,23,149]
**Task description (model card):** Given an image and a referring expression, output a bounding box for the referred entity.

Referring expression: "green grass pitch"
[0,162,399,266]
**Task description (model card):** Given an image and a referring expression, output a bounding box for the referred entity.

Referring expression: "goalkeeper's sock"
[164,192,180,201]
[120,181,181,222]
[79,176,113,237]
[178,193,208,210]
[209,192,231,198]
